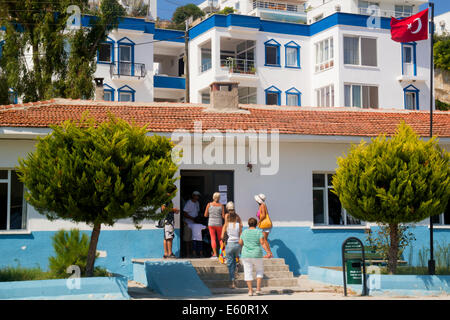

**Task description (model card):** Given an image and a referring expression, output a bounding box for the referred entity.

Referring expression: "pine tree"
[17,115,179,276]
[0,0,126,104]
[48,229,90,278]
[332,122,450,274]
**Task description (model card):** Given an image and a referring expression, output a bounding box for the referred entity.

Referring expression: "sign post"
[342,237,367,296]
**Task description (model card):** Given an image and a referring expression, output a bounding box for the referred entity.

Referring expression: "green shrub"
[436,99,450,111]
[0,266,52,282]
[48,229,108,278]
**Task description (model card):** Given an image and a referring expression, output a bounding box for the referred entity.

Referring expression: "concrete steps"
[199,271,294,280]
[190,258,299,290]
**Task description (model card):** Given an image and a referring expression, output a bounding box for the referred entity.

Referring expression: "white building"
[435,11,450,36]
[189,9,431,110]
[1,0,433,111]
[305,0,426,24]
[0,93,448,278]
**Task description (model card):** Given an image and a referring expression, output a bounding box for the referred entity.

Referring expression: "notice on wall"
[219,192,227,205]
[218,185,227,192]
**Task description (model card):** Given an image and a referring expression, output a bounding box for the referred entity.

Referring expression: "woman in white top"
[221,201,243,289]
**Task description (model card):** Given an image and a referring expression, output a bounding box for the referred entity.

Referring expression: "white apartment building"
[1,0,433,111]
[190,0,431,110]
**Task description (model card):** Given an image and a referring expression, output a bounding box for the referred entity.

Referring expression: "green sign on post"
[342,237,367,296]
[346,259,362,285]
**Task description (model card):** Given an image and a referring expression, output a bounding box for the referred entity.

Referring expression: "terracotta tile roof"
[0,98,449,138]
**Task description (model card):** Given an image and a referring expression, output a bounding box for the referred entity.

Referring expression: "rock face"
[435,68,450,105]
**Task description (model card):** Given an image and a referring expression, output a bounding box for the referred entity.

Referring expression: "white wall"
[3,136,447,234]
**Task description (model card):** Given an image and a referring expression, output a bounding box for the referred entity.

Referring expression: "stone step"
[198,271,294,281]
[194,264,291,274]
[189,258,286,268]
[203,278,299,289]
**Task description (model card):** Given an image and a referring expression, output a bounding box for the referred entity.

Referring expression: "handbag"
[259,211,272,229]
[222,231,228,246]
[156,219,165,228]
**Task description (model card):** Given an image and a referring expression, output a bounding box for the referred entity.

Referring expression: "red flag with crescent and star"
[390,8,429,42]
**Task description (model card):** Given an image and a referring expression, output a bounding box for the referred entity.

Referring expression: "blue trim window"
[118,85,135,102]
[285,41,300,69]
[265,85,281,105]
[117,37,135,76]
[264,39,280,67]
[285,87,301,106]
[103,83,115,101]
[403,84,419,110]
[8,89,18,104]
[401,42,416,76]
[97,37,115,64]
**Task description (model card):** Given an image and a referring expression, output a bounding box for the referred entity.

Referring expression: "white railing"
[252,0,305,13]
[358,7,415,18]
[221,58,256,74]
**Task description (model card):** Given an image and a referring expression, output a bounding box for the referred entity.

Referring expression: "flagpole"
[428,1,435,276]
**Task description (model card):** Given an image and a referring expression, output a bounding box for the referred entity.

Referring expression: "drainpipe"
[184,19,190,103]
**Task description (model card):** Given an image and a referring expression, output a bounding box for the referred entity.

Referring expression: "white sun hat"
[254,193,266,204]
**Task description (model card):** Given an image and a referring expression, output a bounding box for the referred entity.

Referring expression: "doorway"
[179,170,234,258]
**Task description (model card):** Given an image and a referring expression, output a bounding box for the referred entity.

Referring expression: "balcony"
[154,75,186,90]
[221,58,256,75]
[252,0,304,13]
[110,62,146,79]
[358,7,417,18]
[251,0,307,24]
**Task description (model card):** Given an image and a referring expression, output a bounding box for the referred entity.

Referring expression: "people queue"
[161,190,273,295]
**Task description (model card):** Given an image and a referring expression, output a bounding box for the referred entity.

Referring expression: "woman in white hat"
[254,194,273,258]
[221,201,243,288]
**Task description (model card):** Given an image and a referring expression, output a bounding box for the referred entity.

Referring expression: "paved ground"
[128,276,450,300]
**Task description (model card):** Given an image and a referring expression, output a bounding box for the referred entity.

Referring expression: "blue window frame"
[264,39,281,67]
[103,83,115,101]
[97,37,115,64]
[403,84,419,110]
[118,85,135,102]
[401,42,416,76]
[285,87,301,106]
[117,37,135,76]
[8,89,17,104]
[284,41,301,69]
[265,85,281,105]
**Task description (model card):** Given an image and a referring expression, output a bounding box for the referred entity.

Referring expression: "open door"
[179,170,234,258]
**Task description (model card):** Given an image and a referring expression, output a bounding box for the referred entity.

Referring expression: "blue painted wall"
[0,226,447,278]
[0,229,180,279]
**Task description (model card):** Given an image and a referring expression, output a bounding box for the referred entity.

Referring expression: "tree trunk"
[86,223,101,277]
[387,223,399,274]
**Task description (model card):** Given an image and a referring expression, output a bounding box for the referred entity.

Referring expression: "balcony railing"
[110,62,146,78]
[252,0,305,13]
[221,58,256,74]
[358,7,415,18]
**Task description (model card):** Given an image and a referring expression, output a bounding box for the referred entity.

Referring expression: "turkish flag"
[390,8,429,42]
